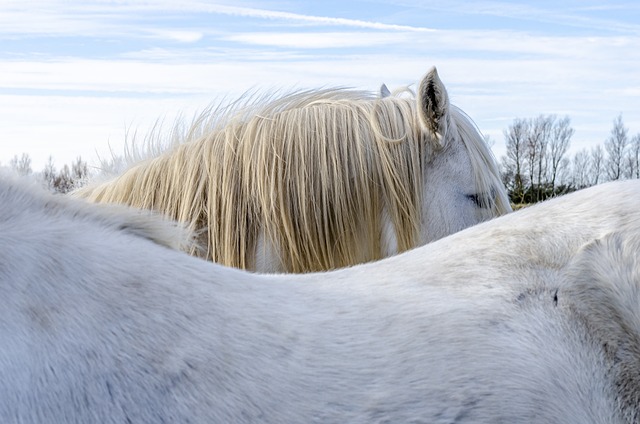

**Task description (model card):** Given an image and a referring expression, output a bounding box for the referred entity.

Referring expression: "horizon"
[2,0,640,170]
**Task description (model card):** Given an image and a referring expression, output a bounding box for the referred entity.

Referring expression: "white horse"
[75,67,511,273]
[2,176,640,423]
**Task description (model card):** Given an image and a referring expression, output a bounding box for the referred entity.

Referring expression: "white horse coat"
[1,177,640,423]
[75,68,511,273]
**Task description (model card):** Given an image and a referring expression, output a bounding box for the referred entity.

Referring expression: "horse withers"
[75,67,510,272]
[2,176,640,423]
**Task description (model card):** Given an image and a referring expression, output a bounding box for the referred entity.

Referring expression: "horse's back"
[2,177,640,422]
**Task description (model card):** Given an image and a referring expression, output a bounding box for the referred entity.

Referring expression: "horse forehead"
[427,135,473,173]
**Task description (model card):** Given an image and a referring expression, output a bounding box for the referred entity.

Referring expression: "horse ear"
[417,67,450,144]
[380,83,391,98]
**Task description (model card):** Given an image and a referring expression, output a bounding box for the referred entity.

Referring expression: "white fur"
[76,67,511,273]
[2,176,640,423]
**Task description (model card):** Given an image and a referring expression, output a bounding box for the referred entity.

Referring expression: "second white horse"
[1,177,639,423]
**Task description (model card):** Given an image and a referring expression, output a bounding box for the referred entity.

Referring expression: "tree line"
[500,113,640,204]
[3,154,90,193]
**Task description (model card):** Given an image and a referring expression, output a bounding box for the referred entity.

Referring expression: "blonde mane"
[77,88,506,272]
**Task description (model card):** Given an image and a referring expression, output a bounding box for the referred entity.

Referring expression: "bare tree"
[71,156,89,188]
[502,118,530,203]
[548,116,573,192]
[42,156,57,192]
[590,144,605,185]
[526,119,544,202]
[605,114,628,181]
[502,114,574,202]
[625,134,640,179]
[40,156,91,193]
[526,115,566,201]
[9,153,32,176]
[572,148,591,189]
[52,165,75,193]
[555,157,572,191]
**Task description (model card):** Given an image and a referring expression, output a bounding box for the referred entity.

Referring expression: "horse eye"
[466,193,493,209]
[466,193,483,208]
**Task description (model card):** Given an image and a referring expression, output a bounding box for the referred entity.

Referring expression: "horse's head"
[75,69,511,272]
[414,67,511,244]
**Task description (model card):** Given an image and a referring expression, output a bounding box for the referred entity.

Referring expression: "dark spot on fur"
[516,288,560,308]
[106,380,114,402]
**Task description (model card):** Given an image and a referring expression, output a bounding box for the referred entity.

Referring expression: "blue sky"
[2,0,640,170]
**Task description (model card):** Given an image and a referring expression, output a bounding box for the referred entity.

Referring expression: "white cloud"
[384,0,640,34]
[147,30,205,43]
[2,0,640,170]
[224,31,415,49]
[198,4,434,31]
[0,0,433,40]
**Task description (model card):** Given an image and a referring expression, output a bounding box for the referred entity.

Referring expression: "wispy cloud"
[224,31,416,49]
[199,4,434,31]
[0,0,433,40]
[1,0,640,170]
[147,30,205,43]
[382,0,640,34]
